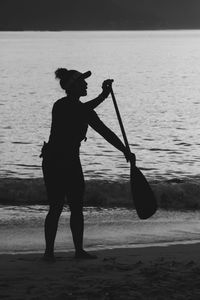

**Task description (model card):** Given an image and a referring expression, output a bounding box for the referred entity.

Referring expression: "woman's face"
[70,78,88,97]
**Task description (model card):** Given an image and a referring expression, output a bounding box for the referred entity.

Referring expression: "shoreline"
[1,208,200,256]
[2,239,200,256]
[1,242,200,261]
[1,243,200,299]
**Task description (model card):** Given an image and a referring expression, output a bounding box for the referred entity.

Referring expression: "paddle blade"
[130,165,157,219]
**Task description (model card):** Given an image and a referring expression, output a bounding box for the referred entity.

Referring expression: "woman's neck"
[66,93,80,102]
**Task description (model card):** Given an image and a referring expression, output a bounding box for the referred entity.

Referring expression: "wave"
[0,177,200,210]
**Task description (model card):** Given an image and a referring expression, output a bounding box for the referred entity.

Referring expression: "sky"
[0,0,200,30]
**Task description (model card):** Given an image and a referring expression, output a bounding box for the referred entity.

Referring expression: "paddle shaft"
[110,88,131,155]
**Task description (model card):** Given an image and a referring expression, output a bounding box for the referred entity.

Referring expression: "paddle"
[110,87,157,219]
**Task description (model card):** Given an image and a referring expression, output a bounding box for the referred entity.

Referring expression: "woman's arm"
[84,93,107,110]
[83,79,113,110]
[88,110,129,159]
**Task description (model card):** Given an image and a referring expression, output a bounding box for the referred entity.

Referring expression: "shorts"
[42,156,85,209]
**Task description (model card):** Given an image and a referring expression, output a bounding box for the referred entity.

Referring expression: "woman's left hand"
[101,79,114,98]
[124,151,136,165]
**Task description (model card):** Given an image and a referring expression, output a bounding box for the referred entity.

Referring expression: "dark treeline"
[0,0,200,30]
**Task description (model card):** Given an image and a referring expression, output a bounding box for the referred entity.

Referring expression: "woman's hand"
[129,152,136,165]
[124,150,136,165]
[84,79,114,110]
[101,79,114,98]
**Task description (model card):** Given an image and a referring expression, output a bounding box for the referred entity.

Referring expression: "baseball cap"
[64,70,91,89]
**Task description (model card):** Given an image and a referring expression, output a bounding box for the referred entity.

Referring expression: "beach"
[1,244,200,299]
[1,30,200,299]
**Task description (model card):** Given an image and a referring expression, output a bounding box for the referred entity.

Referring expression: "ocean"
[1,30,200,253]
[1,30,200,181]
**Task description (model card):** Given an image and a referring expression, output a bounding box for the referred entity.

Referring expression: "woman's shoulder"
[54,97,67,106]
[52,97,70,111]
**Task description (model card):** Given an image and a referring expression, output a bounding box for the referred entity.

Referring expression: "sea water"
[1,30,200,181]
[1,31,200,252]
[1,205,200,254]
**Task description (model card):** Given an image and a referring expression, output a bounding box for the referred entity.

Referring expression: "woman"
[41,68,135,261]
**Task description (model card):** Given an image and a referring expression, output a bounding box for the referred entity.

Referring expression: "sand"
[1,244,200,299]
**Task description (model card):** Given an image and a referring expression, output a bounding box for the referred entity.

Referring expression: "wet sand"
[1,243,200,299]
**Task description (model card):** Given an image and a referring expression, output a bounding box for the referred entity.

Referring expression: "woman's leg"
[42,160,65,260]
[44,201,64,258]
[69,201,96,259]
[69,202,84,252]
[67,159,85,253]
[67,158,97,259]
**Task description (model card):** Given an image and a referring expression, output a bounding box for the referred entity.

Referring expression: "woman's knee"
[69,203,83,216]
[48,202,64,217]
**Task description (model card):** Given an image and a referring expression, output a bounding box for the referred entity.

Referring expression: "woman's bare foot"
[42,253,56,262]
[75,250,97,260]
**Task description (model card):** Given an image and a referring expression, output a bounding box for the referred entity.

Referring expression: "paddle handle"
[110,87,131,155]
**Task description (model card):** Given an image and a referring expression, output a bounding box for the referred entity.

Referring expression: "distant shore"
[1,28,200,31]
[1,243,200,299]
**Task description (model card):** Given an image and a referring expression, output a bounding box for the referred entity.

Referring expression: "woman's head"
[55,68,91,97]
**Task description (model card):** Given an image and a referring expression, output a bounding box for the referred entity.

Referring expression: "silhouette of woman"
[41,68,135,261]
